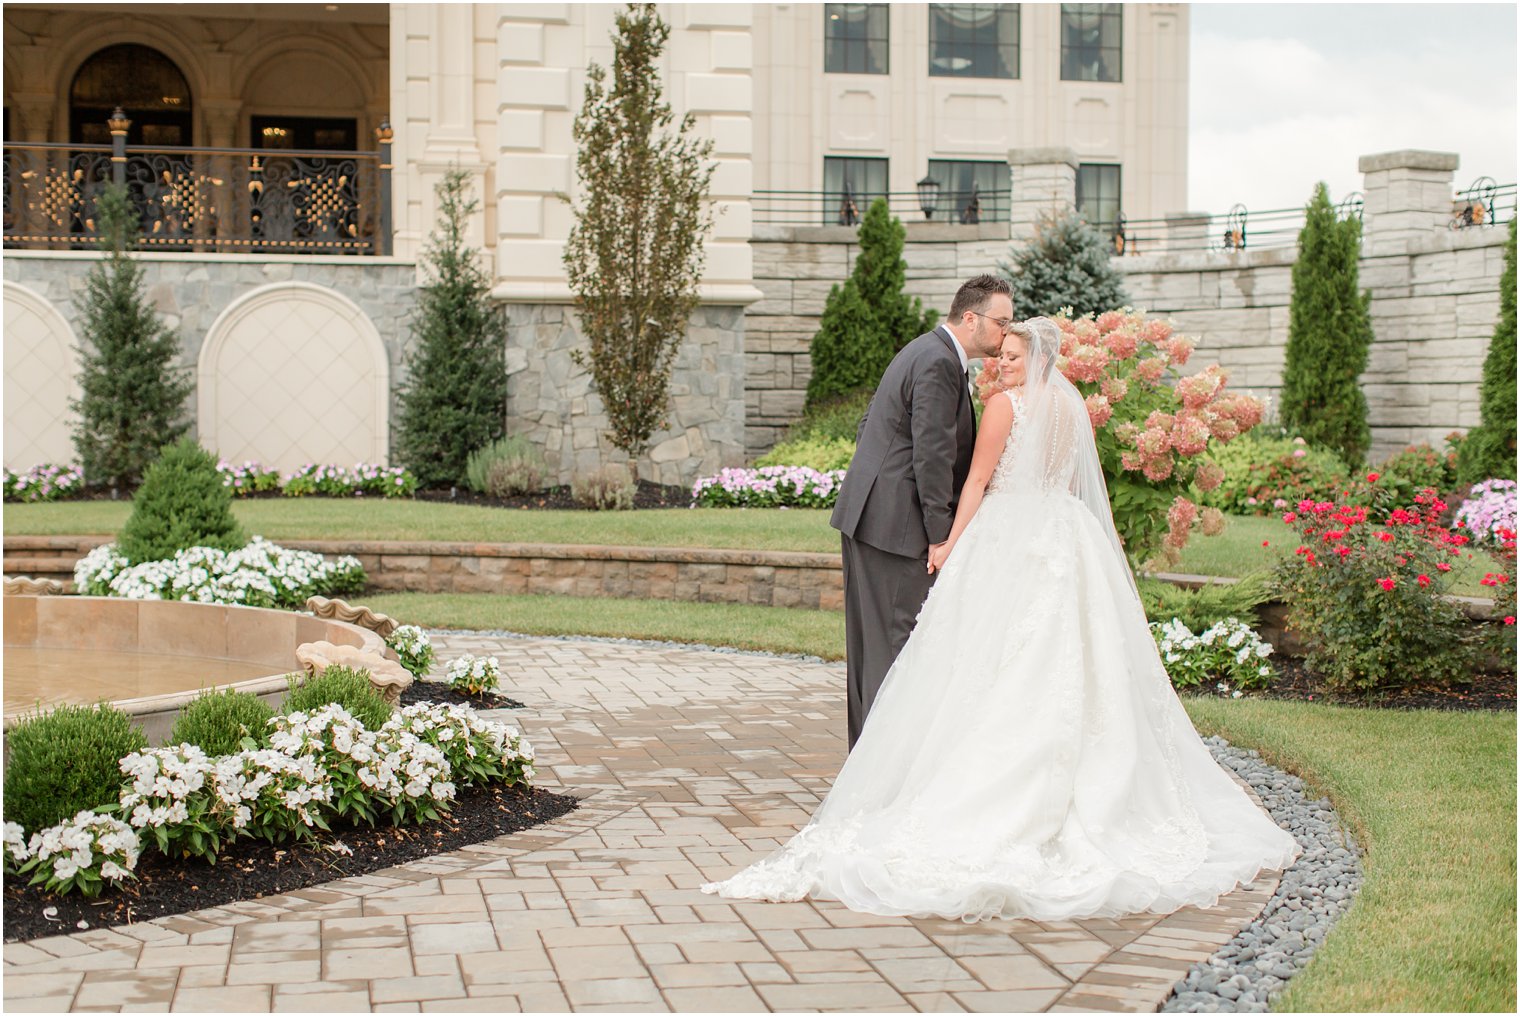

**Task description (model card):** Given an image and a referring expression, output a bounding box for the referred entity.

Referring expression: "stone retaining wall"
[3,536,844,611]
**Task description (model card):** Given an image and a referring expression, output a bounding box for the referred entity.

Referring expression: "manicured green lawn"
[1,500,840,553]
[1183,698,1516,1013]
[3,501,1502,596]
[366,592,848,661]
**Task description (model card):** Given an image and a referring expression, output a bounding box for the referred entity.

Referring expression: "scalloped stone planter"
[3,595,386,744]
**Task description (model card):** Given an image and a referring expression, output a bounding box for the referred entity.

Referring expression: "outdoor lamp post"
[916,175,941,220]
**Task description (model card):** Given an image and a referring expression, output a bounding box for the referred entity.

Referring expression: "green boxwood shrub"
[755,435,855,471]
[282,667,392,731]
[117,436,246,564]
[169,688,276,756]
[3,703,147,834]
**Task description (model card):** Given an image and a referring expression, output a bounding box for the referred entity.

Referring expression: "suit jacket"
[830,328,977,558]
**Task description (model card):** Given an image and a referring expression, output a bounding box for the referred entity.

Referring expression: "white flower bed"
[445,654,502,696]
[74,536,365,609]
[386,625,436,678]
[6,698,537,897]
[7,812,140,898]
[1151,617,1275,692]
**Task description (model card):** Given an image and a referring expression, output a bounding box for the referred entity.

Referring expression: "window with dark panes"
[1060,4,1122,82]
[1076,163,1122,233]
[825,4,889,74]
[70,44,193,146]
[823,156,888,225]
[250,116,359,152]
[926,160,1012,222]
[929,4,1019,79]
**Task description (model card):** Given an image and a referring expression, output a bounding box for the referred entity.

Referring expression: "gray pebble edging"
[427,628,1362,1013]
[1164,736,1363,1013]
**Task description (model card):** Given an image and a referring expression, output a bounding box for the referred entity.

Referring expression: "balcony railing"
[754,188,1011,226]
[3,120,393,256]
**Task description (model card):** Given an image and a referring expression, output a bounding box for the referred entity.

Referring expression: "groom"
[829,273,1012,748]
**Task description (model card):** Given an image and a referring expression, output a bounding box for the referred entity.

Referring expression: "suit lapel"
[936,327,974,431]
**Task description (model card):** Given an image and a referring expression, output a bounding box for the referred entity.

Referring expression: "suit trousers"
[841,532,938,749]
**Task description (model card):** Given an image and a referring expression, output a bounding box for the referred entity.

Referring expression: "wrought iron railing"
[753,188,1012,226]
[3,114,393,255]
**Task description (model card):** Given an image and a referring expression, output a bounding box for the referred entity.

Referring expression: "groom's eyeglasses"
[970,311,1013,331]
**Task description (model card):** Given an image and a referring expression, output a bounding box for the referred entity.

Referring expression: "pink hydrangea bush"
[976,309,1263,565]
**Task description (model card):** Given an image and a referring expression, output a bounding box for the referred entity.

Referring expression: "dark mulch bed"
[22,480,694,510]
[1185,655,1517,712]
[399,680,525,710]
[413,479,691,511]
[3,781,579,943]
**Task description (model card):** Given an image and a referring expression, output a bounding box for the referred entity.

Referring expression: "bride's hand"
[927,541,952,574]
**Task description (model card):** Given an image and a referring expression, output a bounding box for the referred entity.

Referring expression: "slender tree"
[1279,182,1374,466]
[563,3,716,475]
[806,198,937,407]
[1456,218,1518,484]
[70,184,193,489]
[999,208,1129,319]
[394,169,509,488]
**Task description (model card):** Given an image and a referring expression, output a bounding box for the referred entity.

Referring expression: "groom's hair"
[949,274,1012,321]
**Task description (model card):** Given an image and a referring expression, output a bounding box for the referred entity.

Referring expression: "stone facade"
[505,303,748,487]
[744,149,1508,461]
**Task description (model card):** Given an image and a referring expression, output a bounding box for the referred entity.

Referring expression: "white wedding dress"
[704,355,1301,922]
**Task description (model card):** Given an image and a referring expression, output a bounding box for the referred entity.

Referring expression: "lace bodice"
[986,388,1079,495]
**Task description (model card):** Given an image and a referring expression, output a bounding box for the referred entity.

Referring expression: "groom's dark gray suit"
[830,325,977,748]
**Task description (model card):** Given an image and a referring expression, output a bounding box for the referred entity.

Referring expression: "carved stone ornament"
[4,576,68,596]
[294,640,413,707]
[304,596,400,638]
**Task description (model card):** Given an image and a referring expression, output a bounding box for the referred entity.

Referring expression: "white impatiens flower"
[444,654,502,695]
[18,812,140,893]
[74,537,364,609]
[2,821,31,867]
[1150,616,1275,694]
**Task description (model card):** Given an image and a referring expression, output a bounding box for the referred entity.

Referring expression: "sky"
[1189,3,1519,214]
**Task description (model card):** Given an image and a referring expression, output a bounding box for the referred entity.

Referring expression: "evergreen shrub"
[4,704,147,834]
[998,209,1129,319]
[283,667,392,732]
[116,437,247,564]
[1278,183,1374,467]
[169,689,275,757]
[1456,218,1518,485]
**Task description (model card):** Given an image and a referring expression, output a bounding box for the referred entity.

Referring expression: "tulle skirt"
[702,488,1301,921]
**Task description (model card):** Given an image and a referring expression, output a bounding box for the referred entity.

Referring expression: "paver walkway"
[3,636,1282,1012]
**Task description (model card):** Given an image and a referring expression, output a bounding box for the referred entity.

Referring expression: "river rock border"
[1165,736,1364,1013]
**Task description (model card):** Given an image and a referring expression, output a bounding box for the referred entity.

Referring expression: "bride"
[703,317,1301,922]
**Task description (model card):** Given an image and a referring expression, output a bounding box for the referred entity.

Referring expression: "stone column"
[1164,211,1212,253]
[1358,149,1459,256]
[1007,147,1078,244]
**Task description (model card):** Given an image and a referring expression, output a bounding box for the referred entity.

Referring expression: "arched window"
[70,44,192,146]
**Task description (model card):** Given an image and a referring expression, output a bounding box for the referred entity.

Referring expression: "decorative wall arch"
[198,282,390,471]
[3,282,81,467]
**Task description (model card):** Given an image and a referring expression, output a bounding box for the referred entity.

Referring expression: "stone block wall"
[504,303,748,487]
[742,149,1509,462]
[746,222,1011,455]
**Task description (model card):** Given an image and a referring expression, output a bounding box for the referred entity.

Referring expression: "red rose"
[1377,577,1395,591]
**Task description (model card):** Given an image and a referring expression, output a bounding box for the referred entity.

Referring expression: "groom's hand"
[927,541,950,574]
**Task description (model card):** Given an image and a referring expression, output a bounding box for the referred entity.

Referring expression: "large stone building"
[6,4,1498,480]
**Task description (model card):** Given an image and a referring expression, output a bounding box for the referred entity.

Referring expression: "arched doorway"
[70,44,193,146]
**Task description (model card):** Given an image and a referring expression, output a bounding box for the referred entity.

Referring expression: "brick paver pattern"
[3,636,1282,1012]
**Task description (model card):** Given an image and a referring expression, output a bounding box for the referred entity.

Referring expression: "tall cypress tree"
[394,169,509,488]
[70,184,193,490]
[563,3,716,476]
[999,208,1128,318]
[1456,218,1518,484]
[1279,182,1374,466]
[806,198,937,407]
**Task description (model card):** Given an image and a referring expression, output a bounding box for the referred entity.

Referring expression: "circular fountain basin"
[3,596,386,744]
